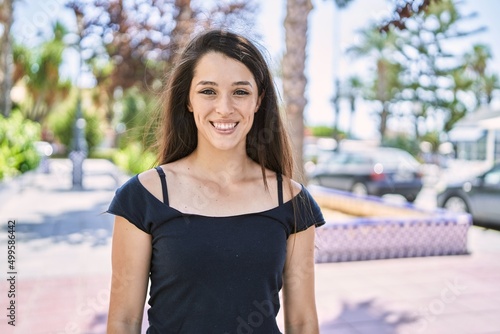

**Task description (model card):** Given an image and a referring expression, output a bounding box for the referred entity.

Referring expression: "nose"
[215,94,234,116]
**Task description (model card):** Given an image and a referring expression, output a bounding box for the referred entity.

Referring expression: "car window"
[369,149,419,169]
[320,148,419,169]
[322,152,348,167]
[484,168,500,186]
[346,154,371,165]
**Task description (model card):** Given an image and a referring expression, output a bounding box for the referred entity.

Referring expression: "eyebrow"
[195,80,253,87]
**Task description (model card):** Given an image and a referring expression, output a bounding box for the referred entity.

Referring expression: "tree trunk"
[348,95,355,138]
[379,102,388,140]
[282,0,312,183]
[0,0,14,117]
[376,59,389,141]
[332,78,340,142]
[170,0,194,64]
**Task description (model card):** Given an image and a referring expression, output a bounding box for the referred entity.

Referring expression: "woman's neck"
[186,145,257,184]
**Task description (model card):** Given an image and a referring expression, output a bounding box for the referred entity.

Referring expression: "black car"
[307,147,423,202]
[437,163,500,226]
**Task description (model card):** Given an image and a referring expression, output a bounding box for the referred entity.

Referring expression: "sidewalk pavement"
[0,159,499,334]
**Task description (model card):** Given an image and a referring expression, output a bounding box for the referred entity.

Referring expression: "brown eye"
[234,90,249,96]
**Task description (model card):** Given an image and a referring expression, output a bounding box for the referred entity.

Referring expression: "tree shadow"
[320,299,419,334]
[86,312,108,334]
[1,199,114,247]
[85,308,149,333]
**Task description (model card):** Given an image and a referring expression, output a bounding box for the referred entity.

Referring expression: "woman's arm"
[282,225,319,334]
[107,216,152,334]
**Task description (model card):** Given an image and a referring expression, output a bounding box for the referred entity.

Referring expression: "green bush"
[382,135,420,157]
[117,88,159,150]
[308,125,334,137]
[112,142,156,175]
[50,103,103,155]
[308,125,347,140]
[0,111,41,180]
[89,147,116,161]
[109,89,160,175]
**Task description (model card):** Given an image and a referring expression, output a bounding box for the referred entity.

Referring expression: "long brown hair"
[155,30,294,185]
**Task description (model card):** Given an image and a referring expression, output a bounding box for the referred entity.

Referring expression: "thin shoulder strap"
[155,166,169,205]
[277,173,283,206]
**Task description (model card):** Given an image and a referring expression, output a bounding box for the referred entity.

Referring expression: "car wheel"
[405,194,417,203]
[443,195,469,213]
[351,182,368,197]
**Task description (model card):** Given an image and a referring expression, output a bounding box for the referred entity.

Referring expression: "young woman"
[106,29,325,334]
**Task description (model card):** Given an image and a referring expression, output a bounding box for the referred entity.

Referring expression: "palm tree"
[282,0,313,182]
[13,22,71,123]
[283,0,355,181]
[482,73,500,104]
[347,26,400,139]
[441,67,473,133]
[464,44,492,106]
[0,0,14,117]
[463,44,500,107]
[464,44,490,77]
[344,75,363,138]
[330,79,341,142]
[282,0,465,174]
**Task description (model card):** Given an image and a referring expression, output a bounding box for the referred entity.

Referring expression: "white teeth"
[212,122,237,130]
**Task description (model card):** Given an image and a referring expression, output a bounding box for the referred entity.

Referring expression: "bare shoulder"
[137,167,163,201]
[285,176,303,201]
[137,167,161,188]
[138,161,183,184]
[267,172,302,203]
[137,161,185,201]
[291,179,303,195]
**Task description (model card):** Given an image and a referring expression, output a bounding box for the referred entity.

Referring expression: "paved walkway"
[0,159,121,334]
[0,159,499,334]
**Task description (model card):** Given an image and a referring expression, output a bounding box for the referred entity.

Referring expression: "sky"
[254,0,500,139]
[10,0,500,140]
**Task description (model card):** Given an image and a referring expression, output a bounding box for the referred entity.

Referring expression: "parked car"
[437,163,500,226]
[303,138,337,173]
[307,147,423,202]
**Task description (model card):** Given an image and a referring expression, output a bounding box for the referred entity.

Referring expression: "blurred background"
[1,0,500,184]
[1,0,500,333]
[2,0,500,227]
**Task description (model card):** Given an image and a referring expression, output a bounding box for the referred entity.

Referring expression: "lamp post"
[69,9,87,190]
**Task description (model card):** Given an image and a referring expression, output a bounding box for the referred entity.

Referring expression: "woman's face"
[188,52,261,153]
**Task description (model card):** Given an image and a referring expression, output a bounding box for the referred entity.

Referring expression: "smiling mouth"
[210,122,239,130]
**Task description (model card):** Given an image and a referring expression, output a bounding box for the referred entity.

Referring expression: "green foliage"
[89,148,116,161]
[346,1,499,139]
[111,88,160,175]
[13,22,71,123]
[112,142,156,175]
[382,134,420,157]
[49,100,103,155]
[117,88,159,150]
[420,131,442,152]
[67,0,258,95]
[308,125,348,141]
[83,109,103,153]
[309,125,334,137]
[0,112,41,180]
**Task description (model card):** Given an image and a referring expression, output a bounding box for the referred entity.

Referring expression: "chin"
[210,140,246,152]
